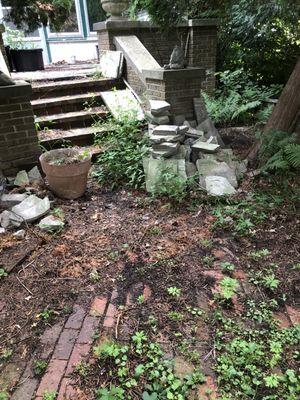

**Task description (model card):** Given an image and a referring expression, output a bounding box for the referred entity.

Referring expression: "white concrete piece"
[100,50,124,79]
[100,89,144,121]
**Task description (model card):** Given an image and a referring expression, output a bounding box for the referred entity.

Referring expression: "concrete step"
[38,126,106,148]
[31,77,123,100]
[35,107,108,130]
[32,92,103,117]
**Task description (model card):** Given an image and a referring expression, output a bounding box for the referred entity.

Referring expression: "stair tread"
[35,107,107,123]
[39,126,105,142]
[32,77,118,90]
[31,92,103,107]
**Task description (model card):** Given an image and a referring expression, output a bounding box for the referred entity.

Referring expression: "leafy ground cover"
[0,132,299,400]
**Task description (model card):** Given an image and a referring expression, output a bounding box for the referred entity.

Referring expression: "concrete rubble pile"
[144,99,247,196]
[0,167,64,235]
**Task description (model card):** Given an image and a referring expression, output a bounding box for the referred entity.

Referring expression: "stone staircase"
[31,75,124,152]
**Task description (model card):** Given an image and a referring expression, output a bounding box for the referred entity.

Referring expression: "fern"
[285,144,300,168]
[202,69,281,126]
[260,130,300,174]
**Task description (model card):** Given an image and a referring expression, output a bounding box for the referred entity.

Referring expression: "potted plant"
[101,0,130,19]
[3,27,44,72]
[39,148,92,200]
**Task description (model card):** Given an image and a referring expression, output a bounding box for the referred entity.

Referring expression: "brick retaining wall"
[0,82,41,176]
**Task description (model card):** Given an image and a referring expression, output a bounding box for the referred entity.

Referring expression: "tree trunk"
[247,57,300,162]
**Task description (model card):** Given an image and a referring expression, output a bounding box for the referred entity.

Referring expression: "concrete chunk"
[192,140,220,153]
[12,195,50,223]
[152,142,180,158]
[205,176,236,196]
[149,133,185,144]
[38,215,64,231]
[14,171,29,187]
[149,100,171,116]
[0,193,28,208]
[100,50,124,79]
[196,159,238,188]
[152,125,179,136]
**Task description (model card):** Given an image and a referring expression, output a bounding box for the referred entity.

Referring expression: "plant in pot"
[40,148,92,200]
[101,0,130,19]
[3,27,44,72]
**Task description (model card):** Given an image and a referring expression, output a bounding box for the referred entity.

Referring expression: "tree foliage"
[3,0,73,32]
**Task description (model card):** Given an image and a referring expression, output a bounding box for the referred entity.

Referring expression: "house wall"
[0,82,41,176]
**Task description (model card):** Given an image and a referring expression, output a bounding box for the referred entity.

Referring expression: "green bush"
[260,129,300,174]
[93,116,147,189]
[202,69,281,126]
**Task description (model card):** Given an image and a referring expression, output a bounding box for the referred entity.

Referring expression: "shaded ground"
[0,136,299,399]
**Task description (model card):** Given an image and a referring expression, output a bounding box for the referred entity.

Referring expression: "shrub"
[260,129,300,174]
[202,69,281,126]
[94,116,147,189]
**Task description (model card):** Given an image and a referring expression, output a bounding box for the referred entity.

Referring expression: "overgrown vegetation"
[202,69,281,126]
[93,333,205,399]
[93,116,147,189]
[260,130,300,174]
[215,305,300,399]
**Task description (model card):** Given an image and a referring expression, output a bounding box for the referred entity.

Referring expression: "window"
[86,0,106,33]
[48,0,81,37]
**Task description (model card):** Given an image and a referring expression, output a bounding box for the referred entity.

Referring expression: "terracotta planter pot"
[40,149,91,200]
[101,0,129,19]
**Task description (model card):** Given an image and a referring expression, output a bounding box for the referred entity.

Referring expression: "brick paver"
[53,329,79,360]
[65,305,86,329]
[66,343,90,375]
[89,296,108,317]
[36,359,68,397]
[77,316,100,344]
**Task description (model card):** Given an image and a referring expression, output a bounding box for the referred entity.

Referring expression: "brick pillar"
[0,24,9,70]
[0,81,41,176]
[144,68,205,120]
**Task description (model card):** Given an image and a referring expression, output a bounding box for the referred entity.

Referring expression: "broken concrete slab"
[192,140,220,153]
[197,118,225,148]
[99,50,124,79]
[100,89,144,121]
[152,125,179,136]
[205,176,236,196]
[143,157,187,192]
[0,210,23,229]
[196,159,238,188]
[0,193,28,208]
[152,142,180,158]
[149,133,185,144]
[14,171,29,187]
[178,125,189,135]
[146,112,170,125]
[13,229,25,239]
[38,215,64,232]
[11,195,50,223]
[186,127,205,139]
[149,100,171,116]
[28,166,43,183]
[0,227,5,234]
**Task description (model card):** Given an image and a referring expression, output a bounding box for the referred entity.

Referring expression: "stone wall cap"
[94,18,219,32]
[143,67,206,81]
[0,80,32,100]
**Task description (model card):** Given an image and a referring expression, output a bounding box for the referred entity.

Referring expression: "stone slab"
[100,89,144,121]
[149,133,185,144]
[114,35,161,81]
[152,125,179,136]
[149,100,171,116]
[152,142,180,158]
[11,195,50,223]
[192,140,220,153]
[143,157,187,192]
[205,176,236,196]
[99,50,124,79]
[0,193,28,208]
[196,159,238,188]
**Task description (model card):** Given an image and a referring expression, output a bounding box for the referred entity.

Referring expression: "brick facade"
[95,19,218,95]
[0,82,41,176]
